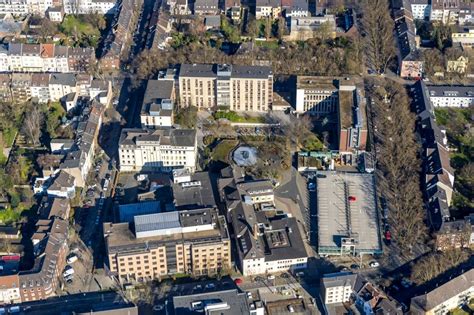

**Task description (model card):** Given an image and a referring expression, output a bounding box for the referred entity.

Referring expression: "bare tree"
[22,106,43,146]
[360,0,395,74]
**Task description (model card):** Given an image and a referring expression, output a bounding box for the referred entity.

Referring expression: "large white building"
[294,76,340,115]
[427,85,474,107]
[140,80,175,128]
[321,272,358,305]
[118,128,197,172]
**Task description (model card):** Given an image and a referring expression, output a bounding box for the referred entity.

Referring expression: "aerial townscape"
[0,0,473,314]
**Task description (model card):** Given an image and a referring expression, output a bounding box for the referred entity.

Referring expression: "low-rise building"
[0,275,21,304]
[193,0,219,15]
[286,15,336,41]
[452,28,474,48]
[321,272,403,314]
[337,83,367,154]
[225,0,241,21]
[427,85,474,107]
[140,80,175,128]
[118,128,197,172]
[410,268,474,315]
[446,55,469,74]
[104,208,231,281]
[316,171,382,256]
[255,0,280,19]
[46,170,76,198]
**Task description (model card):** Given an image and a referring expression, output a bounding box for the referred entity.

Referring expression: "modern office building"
[178,63,273,112]
[104,208,231,281]
[294,76,339,115]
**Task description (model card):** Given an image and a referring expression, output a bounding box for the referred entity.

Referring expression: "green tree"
[175,106,198,129]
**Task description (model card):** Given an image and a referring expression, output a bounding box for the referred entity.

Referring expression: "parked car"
[287,305,295,313]
[369,261,380,268]
[267,275,275,280]
[67,254,78,264]
[350,264,360,270]
[308,182,316,191]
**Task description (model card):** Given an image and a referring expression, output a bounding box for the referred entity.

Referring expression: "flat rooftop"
[172,289,250,315]
[105,210,229,255]
[316,171,381,255]
[296,76,338,90]
[172,172,217,209]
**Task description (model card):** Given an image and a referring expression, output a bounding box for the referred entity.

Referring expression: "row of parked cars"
[63,253,79,284]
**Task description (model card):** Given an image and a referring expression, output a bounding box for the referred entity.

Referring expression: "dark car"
[350,264,360,270]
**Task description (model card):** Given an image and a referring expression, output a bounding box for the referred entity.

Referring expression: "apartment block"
[255,0,280,19]
[321,272,357,304]
[0,0,116,15]
[140,79,175,128]
[427,85,474,107]
[287,15,336,41]
[294,76,339,114]
[5,43,95,73]
[410,268,473,315]
[104,208,231,282]
[178,63,273,112]
[118,128,197,172]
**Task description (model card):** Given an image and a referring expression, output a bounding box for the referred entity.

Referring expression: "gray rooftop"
[427,85,474,98]
[172,289,250,315]
[134,211,181,234]
[119,201,161,223]
[172,172,217,209]
[120,128,196,148]
[179,64,272,79]
[316,171,381,255]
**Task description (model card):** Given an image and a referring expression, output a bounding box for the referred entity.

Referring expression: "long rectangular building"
[118,128,197,172]
[178,63,273,112]
[104,208,231,281]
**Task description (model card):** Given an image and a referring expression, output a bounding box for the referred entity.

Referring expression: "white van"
[67,254,78,264]
[63,268,75,277]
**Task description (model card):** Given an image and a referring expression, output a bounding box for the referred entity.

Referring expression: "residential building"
[30,73,50,103]
[104,208,231,281]
[0,275,21,304]
[204,15,220,30]
[10,72,31,103]
[19,217,68,302]
[225,0,241,21]
[178,63,273,112]
[337,82,367,154]
[140,80,175,128]
[321,272,359,305]
[193,0,218,15]
[6,43,95,73]
[48,73,77,102]
[0,73,10,101]
[286,15,336,40]
[427,85,474,107]
[446,55,469,73]
[60,101,105,187]
[413,81,456,233]
[219,169,308,276]
[393,3,423,78]
[46,6,64,22]
[321,272,403,314]
[282,0,309,18]
[255,0,280,19]
[316,172,382,256]
[172,170,218,210]
[410,0,431,20]
[410,268,474,315]
[294,76,339,114]
[118,128,197,172]
[46,170,76,198]
[452,28,474,48]
[0,45,9,72]
[434,219,472,250]
[430,0,474,25]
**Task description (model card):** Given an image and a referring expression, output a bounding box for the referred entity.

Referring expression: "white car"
[369,261,380,268]
[67,254,78,264]
[267,275,275,280]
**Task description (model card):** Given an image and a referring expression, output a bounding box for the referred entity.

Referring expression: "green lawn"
[255,40,279,49]
[211,140,238,162]
[214,111,266,123]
